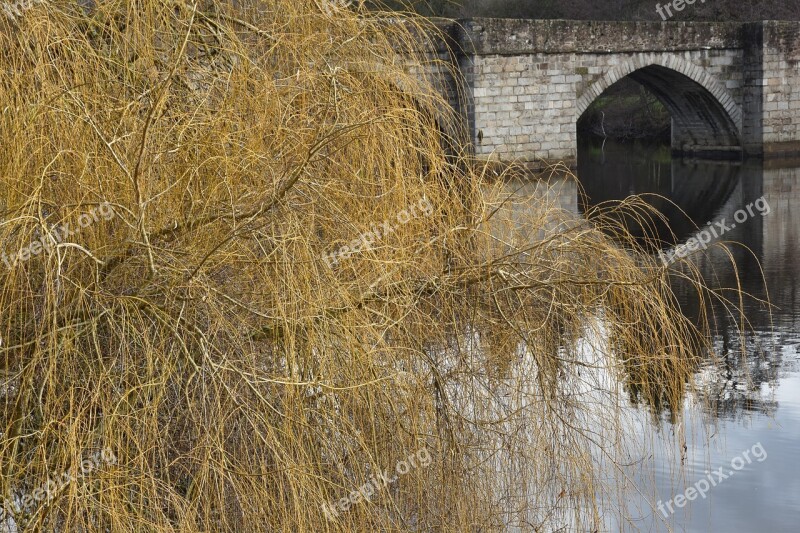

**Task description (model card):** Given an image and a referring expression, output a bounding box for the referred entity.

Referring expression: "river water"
[575,137,800,532]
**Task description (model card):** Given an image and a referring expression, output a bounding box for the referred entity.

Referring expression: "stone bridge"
[424,19,800,167]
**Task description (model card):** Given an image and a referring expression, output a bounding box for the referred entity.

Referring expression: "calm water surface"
[577,138,800,532]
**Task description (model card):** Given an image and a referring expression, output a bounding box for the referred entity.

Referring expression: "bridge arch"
[577,55,742,155]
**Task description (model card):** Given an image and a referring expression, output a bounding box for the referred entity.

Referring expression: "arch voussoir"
[576,53,743,136]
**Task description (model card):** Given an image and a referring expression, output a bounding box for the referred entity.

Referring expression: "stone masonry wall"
[433,18,800,165]
[468,48,744,164]
[760,21,800,156]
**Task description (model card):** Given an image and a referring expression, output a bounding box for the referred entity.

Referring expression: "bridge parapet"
[456,19,744,55]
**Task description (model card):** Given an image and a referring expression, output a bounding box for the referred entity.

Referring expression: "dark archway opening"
[578,77,671,143]
[576,69,742,247]
[579,65,742,158]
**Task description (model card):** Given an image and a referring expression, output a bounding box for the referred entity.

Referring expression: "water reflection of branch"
[600,112,607,165]
[694,334,780,420]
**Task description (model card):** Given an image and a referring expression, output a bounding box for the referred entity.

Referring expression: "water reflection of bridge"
[498,151,800,419]
[575,149,800,419]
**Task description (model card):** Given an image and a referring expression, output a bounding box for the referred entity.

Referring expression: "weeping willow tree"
[0,1,729,531]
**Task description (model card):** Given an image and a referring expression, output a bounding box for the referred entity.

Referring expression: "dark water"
[577,137,800,532]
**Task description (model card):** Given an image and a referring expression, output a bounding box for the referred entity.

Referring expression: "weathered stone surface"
[457,19,744,55]
[408,19,800,165]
